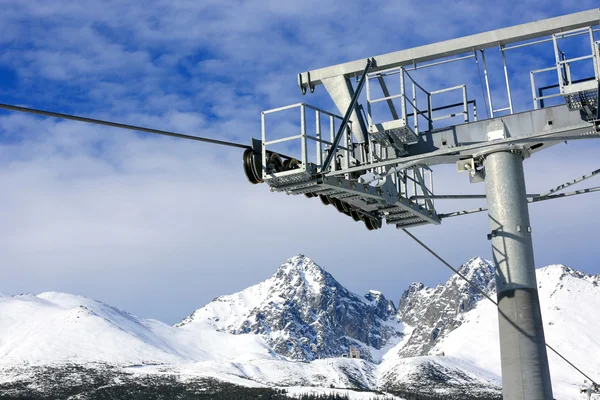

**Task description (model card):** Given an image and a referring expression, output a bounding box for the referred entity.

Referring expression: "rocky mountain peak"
[451,257,496,294]
[396,257,496,357]
[272,254,336,293]
[365,290,397,316]
[177,255,402,362]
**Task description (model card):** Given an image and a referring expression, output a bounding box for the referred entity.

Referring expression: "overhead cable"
[401,228,599,386]
[0,103,251,150]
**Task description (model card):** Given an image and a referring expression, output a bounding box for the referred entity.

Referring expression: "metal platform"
[368,120,418,150]
[267,173,439,229]
[562,80,599,113]
[248,9,600,234]
[257,102,439,230]
[365,66,475,155]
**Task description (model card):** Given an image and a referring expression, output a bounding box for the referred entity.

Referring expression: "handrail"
[366,67,473,135]
[261,103,353,178]
[530,28,600,109]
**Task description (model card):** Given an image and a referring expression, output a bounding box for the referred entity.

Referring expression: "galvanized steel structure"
[244,9,600,399]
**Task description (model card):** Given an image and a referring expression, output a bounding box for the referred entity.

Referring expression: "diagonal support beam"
[536,167,600,198]
[322,76,369,144]
[321,59,373,172]
[438,185,600,219]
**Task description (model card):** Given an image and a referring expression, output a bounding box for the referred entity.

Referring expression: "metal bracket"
[457,158,475,172]
[381,178,399,205]
[457,157,486,183]
[298,73,307,95]
[487,229,499,240]
[469,168,486,184]
[307,71,315,93]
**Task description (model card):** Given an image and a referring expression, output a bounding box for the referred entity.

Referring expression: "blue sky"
[1,1,599,324]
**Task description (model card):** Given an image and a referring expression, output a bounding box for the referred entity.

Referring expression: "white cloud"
[0,1,599,324]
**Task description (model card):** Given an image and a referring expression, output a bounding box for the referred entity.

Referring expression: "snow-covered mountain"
[1,255,599,399]
[396,257,496,357]
[177,255,401,361]
[430,264,600,400]
[0,291,276,366]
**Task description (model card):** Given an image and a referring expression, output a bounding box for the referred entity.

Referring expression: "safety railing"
[261,103,354,181]
[530,27,600,110]
[366,67,475,136]
[530,65,566,110]
[402,166,435,210]
[429,85,476,124]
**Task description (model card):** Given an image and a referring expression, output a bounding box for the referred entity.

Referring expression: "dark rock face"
[237,256,402,361]
[396,257,496,357]
[178,255,402,362]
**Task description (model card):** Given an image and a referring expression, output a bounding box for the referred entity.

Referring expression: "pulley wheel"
[283,158,301,171]
[351,210,361,222]
[268,153,283,173]
[332,198,345,213]
[341,201,351,213]
[320,195,331,206]
[364,218,377,231]
[243,149,262,184]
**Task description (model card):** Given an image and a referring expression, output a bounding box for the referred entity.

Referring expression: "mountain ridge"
[1,257,599,399]
[177,254,402,361]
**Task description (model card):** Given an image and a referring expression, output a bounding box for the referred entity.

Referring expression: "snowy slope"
[0,292,276,366]
[1,257,599,399]
[429,265,600,399]
[0,289,395,397]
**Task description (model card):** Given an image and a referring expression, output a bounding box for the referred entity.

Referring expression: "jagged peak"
[271,254,338,293]
[276,254,321,273]
[407,282,425,291]
[400,282,426,299]
[364,290,386,303]
[457,257,493,276]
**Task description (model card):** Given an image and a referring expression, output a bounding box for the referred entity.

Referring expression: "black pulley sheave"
[243,149,262,184]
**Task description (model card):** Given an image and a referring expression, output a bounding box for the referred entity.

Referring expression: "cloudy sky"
[1,1,599,324]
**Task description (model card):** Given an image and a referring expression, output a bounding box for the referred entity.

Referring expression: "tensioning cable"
[401,228,599,386]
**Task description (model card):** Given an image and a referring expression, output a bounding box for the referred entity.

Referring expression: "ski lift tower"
[242,9,600,399]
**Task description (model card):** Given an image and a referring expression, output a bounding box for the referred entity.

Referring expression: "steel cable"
[401,228,599,386]
[1,100,596,386]
[0,103,251,150]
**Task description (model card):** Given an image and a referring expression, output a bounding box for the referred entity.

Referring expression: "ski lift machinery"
[0,8,598,400]
[242,9,600,400]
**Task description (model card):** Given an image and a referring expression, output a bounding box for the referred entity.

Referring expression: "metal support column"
[484,150,553,400]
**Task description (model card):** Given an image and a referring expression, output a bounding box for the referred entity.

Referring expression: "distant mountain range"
[1,255,598,399]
